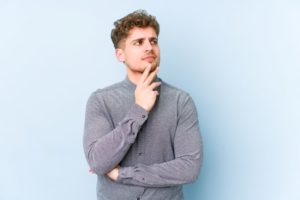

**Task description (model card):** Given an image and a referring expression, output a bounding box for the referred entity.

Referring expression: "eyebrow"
[130,37,158,44]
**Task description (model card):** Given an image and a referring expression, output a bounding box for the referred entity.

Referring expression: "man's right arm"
[85,64,160,176]
[83,92,148,175]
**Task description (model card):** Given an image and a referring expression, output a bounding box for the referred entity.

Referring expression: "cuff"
[126,104,149,126]
[116,166,134,183]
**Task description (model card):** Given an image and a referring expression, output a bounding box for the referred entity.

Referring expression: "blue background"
[0,1,299,199]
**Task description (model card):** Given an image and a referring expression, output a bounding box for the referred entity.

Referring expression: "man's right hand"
[135,65,161,112]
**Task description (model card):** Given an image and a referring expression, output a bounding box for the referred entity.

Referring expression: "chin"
[150,65,158,72]
[149,59,160,71]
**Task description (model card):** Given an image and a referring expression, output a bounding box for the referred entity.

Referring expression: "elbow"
[185,163,200,183]
[88,160,109,175]
[88,158,112,175]
[91,166,110,176]
[85,147,112,175]
[187,149,203,183]
[181,157,202,184]
[88,156,113,176]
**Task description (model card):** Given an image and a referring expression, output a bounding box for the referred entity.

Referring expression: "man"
[83,10,203,200]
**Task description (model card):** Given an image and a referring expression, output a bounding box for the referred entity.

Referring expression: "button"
[142,115,146,118]
[138,152,142,156]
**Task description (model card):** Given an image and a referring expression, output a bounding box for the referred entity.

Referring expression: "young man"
[83,10,203,200]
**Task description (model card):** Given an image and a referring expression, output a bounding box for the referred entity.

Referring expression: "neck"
[126,69,140,85]
[126,67,158,85]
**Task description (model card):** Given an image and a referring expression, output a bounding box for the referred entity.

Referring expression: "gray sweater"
[83,77,203,200]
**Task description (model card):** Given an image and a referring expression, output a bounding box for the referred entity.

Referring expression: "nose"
[144,39,153,51]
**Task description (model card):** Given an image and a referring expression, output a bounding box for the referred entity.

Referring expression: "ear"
[115,48,125,63]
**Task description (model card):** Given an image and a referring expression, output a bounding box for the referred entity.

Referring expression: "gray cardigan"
[83,77,203,200]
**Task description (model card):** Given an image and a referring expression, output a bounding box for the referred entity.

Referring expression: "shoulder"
[161,80,197,113]
[94,81,124,95]
[87,81,124,104]
[91,81,125,97]
[161,80,192,101]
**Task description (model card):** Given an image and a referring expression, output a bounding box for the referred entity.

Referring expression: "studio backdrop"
[0,1,299,200]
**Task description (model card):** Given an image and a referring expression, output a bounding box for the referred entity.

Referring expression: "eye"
[133,39,143,46]
[150,39,158,45]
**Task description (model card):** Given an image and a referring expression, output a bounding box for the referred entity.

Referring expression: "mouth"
[142,56,156,63]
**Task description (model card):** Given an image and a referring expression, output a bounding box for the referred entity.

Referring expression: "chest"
[103,91,179,164]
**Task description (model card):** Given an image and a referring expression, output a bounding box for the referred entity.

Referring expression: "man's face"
[116,27,160,73]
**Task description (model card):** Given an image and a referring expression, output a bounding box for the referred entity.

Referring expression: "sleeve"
[116,95,203,187]
[83,91,149,175]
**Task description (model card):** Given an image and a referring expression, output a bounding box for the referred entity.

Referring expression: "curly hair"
[111,10,160,49]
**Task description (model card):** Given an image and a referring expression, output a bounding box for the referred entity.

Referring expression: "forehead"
[126,27,157,42]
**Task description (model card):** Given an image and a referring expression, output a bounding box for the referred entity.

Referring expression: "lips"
[143,56,156,62]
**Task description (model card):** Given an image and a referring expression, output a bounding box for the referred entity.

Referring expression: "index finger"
[144,66,159,85]
[139,64,152,84]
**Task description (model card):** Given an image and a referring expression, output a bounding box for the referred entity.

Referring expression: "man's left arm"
[112,95,203,187]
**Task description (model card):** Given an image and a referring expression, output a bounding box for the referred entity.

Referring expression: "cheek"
[128,50,141,61]
[124,53,142,68]
[126,54,139,63]
[155,46,160,55]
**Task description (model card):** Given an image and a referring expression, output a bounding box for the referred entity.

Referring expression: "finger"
[139,64,152,84]
[149,81,161,91]
[145,67,159,85]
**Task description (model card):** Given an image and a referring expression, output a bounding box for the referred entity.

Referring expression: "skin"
[105,26,162,181]
[115,26,161,84]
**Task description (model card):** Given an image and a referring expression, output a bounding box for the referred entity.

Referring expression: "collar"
[122,76,162,91]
